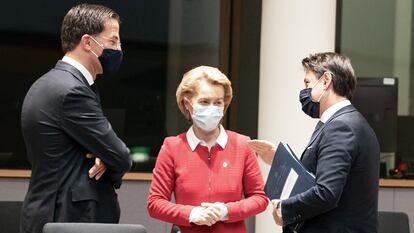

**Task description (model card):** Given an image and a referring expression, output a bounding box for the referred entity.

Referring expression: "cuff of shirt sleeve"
[278,200,283,218]
[189,206,203,223]
[219,204,228,221]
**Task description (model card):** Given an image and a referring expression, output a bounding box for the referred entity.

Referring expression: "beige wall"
[257,0,336,232]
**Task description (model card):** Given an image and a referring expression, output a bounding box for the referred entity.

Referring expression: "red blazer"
[147,130,268,233]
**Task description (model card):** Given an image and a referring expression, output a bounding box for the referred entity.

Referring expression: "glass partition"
[337,0,414,177]
[0,0,223,172]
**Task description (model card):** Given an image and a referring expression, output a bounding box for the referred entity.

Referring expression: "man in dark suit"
[249,52,380,233]
[20,4,131,233]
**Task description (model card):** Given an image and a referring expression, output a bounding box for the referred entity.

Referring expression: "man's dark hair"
[60,3,120,53]
[302,52,356,100]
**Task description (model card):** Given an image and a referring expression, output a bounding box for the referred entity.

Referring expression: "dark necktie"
[309,121,324,144]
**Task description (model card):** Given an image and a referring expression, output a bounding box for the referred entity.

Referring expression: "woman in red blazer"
[147,66,268,233]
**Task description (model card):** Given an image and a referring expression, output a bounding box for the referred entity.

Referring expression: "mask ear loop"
[316,89,326,102]
[89,36,104,57]
[90,50,99,58]
[183,97,194,123]
[312,72,331,102]
[311,74,324,89]
[184,97,192,110]
[316,72,334,102]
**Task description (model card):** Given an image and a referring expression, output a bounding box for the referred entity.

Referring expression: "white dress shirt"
[186,124,228,151]
[62,56,94,86]
[320,99,351,123]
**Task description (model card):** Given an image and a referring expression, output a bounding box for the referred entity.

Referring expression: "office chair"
[0,201,23,233]
[378,211,410,233]
[42,223,147,233]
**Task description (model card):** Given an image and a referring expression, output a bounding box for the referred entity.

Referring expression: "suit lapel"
[54,61,101,105]
[54,60,91,89]
[303,105,357,152]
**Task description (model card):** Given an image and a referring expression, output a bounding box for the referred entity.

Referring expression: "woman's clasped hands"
[192,202,227,227]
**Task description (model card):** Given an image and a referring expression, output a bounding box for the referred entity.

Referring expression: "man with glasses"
[20,4,131,233]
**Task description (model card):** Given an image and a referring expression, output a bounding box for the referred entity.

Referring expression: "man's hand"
[271,199,283,226]
[247,139,276,165]
[86,153,107,180]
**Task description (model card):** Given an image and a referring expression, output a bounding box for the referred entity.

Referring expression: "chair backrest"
[0,201,23,233]
[378,211,410,233]
[42,223,147,233]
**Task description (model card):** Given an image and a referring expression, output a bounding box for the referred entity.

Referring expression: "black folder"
[264,142,315,200]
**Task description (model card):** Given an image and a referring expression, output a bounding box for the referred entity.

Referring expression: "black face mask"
[90,36,123,75]
[98,48,123,75]
[299,88,320,118]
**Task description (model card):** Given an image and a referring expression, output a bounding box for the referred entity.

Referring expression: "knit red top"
[147,130,268,233]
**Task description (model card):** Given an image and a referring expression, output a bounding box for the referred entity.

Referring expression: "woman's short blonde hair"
[176,66,233,121]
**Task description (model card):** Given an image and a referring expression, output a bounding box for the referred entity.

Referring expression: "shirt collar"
[320,99,351,123]
[186,125,228,151]
[62,56,94,86]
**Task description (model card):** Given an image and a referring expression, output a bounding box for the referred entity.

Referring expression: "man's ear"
[80,34,92,51]
[322,72,333,89]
